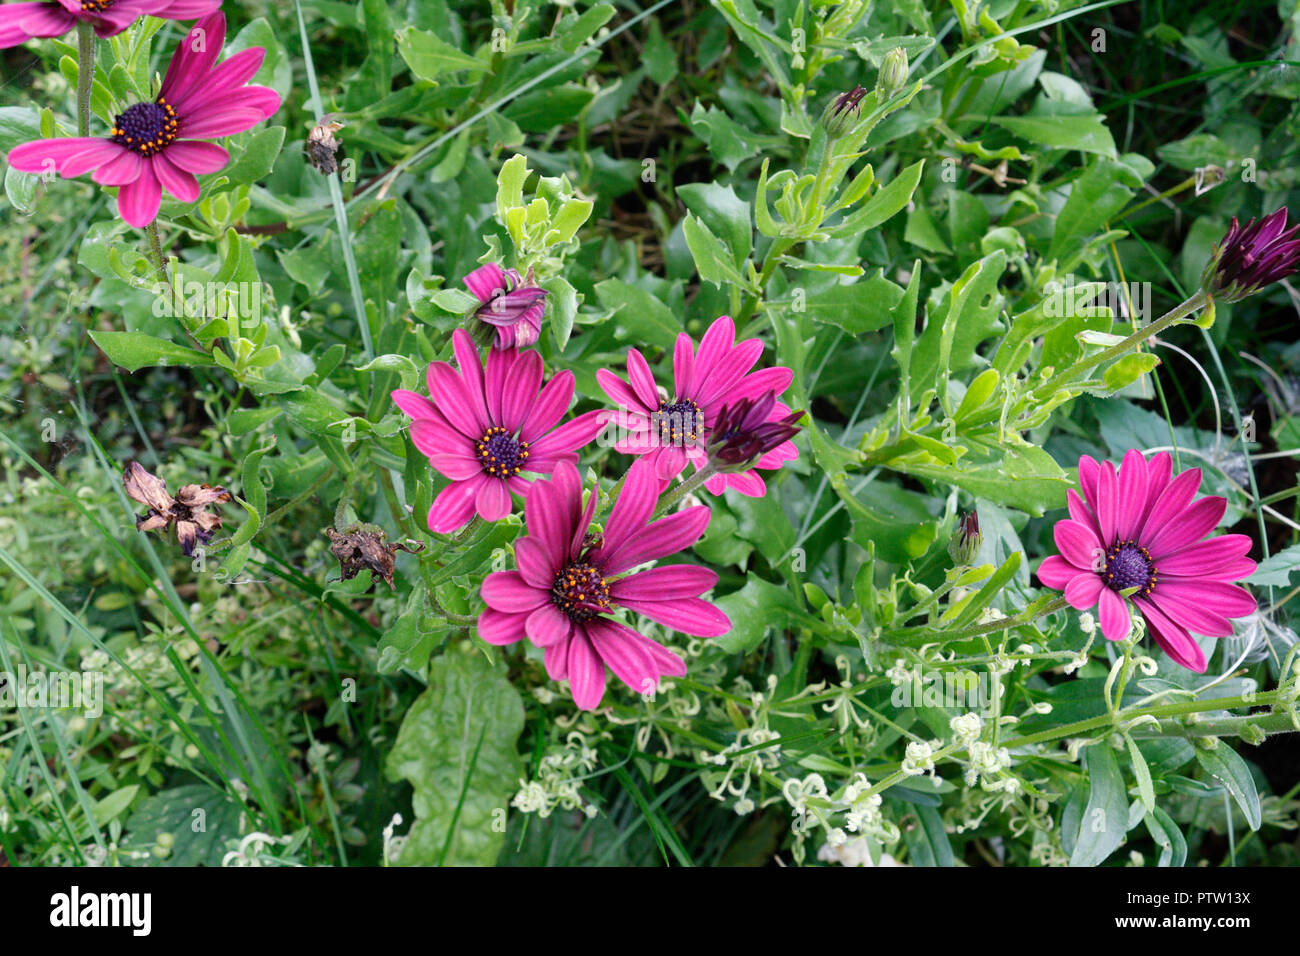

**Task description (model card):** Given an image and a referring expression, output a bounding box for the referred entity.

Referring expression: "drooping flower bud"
[707,392,804,470]
[875,47,910,101]
[821,86,868,138]
[1200,207,1300,303]
[948,510,981,566]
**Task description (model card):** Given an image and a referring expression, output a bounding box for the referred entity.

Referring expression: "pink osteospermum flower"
[597,314,798,497]
[463,262,547,349]
[0,0,220,47]
[393,329,605,534]
[6,12,281,227]
[478,458,730,710]
[1036,450,1258,674]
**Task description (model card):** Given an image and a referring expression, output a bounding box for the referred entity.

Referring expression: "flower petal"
[481,570,547,613]
[427,476,483,534]
[477,607,528,645]
[1097,587,1131,641]
[566,630,607,710]
[610,564,718,601]
[586,617,659,697]
[116,162,162,227]
[525,603,572,648]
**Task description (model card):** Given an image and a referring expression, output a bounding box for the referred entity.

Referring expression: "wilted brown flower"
[305,115,344,175]
[324,525,424,591]
[123,461,231,557]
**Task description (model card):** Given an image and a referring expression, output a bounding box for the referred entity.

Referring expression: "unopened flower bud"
[948,510,981,566]
[821,86,867,138]
[875,47,909,101]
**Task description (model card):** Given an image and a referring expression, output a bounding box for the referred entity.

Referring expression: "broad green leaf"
[397,27,489,82]
[1195,744,1261,831]
[677,182,752,266]
[1070,743,1129,867]
[385,648,525,865]
[90,331,215,372]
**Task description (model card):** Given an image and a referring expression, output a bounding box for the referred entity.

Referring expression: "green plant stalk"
[76,22,93,137]
[144,220,167,282]
[653,462,718,518]
[1003,689,1291,749]
[1128,711,1296,740]
[885,595,1070,646]
[1034,289,1208,398]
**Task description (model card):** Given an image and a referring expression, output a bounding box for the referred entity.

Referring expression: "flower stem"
[883,594,1071,647]
[653,463,717,518]
[1034,290,1208,398]
[145,221,167,283]
[76,22,94,138]
[1003,690,1288,750]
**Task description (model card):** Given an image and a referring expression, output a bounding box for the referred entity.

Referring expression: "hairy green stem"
[1034,290,1208,398]
[144,221,167,282]
[653,463,717,518]
[76,22,93,137]
[1003,689,1289,750]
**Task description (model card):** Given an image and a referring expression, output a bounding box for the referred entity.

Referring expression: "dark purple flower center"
[111,99,179,156]
[1103,540,1158,595]
[551,561,611,622]
[475,426,529,479]
[80,0,116,11]
[652,399,703,447]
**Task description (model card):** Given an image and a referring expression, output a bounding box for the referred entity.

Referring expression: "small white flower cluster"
[949,712,982,746]
[901,740,938,777]
[698,676,784,815]
[885,658,913,687]
[964,741,1015,790]
[782,771,899,857]
[221,831,297,867]
[511,729,602,819]
[817,836,907,867]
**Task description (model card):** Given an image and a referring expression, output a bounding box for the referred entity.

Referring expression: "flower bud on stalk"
[875,47,910,102]
[821,86,868,139]
[1199,207,1300,303]
[949,510,981,566]
[707,392,804,471]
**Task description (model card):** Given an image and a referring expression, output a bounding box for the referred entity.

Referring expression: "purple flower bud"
[462,263,548,348]
[822,86,868,137]
[948,510,981,566]
[1201,207,1300,303]
[707,392,803,469]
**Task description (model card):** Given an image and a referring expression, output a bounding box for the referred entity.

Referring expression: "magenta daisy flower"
[393,329,605,534]
[0,0,219,47]
[597,315,798,497]
[6,12,281,227]
[463,262,547,349]
[1036,450,1258,673]
[478,458,730,710]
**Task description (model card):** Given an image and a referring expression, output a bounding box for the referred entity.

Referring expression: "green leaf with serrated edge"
[677,182,752,266]
[714,577,802,653]
[385,648,525,865]
[594,278,679,349]
[397,27,488,82]
[1070,743,1128,867]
